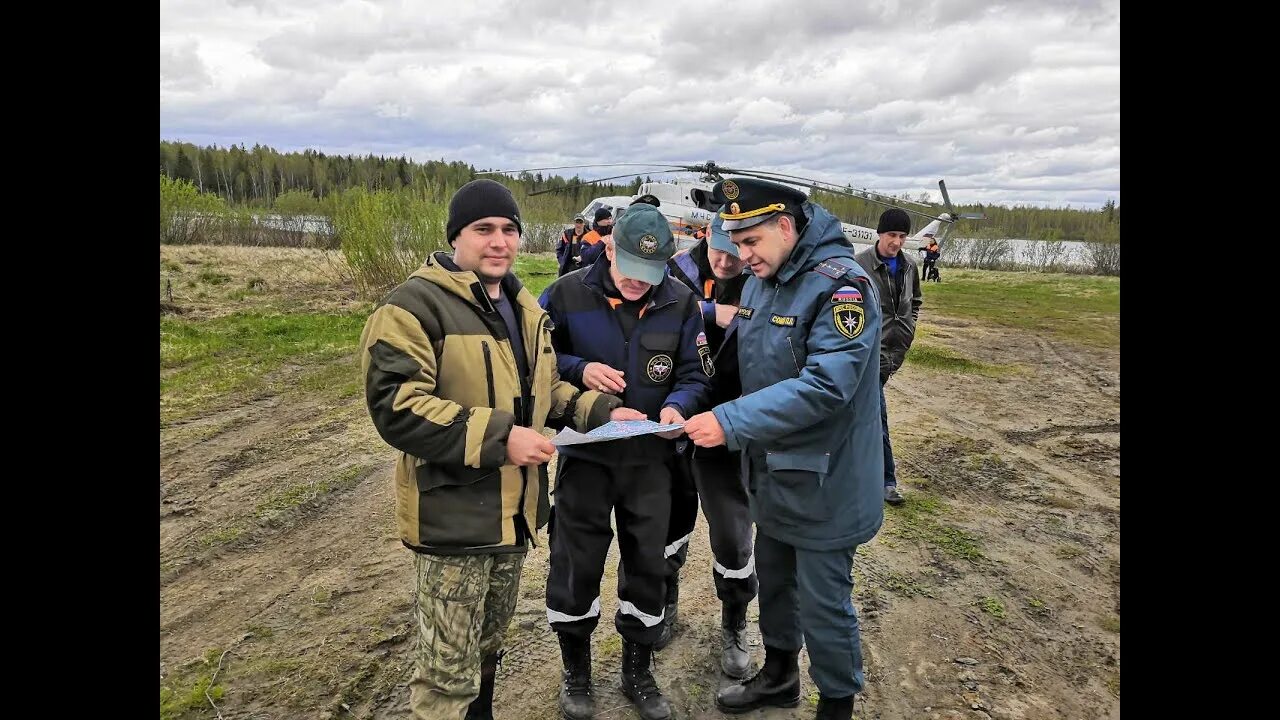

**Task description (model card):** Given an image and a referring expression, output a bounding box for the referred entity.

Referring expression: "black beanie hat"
[594,207,613,222]
[876,208,912,234]
[446,179,523,244]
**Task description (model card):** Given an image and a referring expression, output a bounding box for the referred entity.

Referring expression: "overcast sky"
[160,0,1119,209]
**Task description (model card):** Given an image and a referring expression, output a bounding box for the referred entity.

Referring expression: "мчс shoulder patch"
[695,331,715,376]
[833,302,865,340]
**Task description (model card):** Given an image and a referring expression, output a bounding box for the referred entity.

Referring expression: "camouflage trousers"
[410,551,525,720]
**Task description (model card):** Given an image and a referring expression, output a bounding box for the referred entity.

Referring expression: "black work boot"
[620,639,673,720]
[815,693,855,720]
[557,633,594,720]
[653,576,680,650]
[720,603,751,678]
[715,645,801,713]
[464,650,501,720]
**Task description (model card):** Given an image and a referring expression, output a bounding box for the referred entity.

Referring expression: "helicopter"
[478,161,984,254]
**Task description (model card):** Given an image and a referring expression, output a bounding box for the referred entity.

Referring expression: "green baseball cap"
[611,203,675,285]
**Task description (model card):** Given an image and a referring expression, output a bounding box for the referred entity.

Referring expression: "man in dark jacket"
[855,208,923,506]
[574,208,612,269]
[656,214,757,678]
[685,177,883,720]
[539,203,712,720]
[557,214,590,276]
[359,179,621,720]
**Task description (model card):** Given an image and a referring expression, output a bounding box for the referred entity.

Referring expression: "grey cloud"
[919,36,1032,99]
[160,41,213,93]
[159,0,1120,208]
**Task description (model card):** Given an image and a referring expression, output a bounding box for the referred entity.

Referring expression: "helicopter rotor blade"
[716,167,934,209]
[478,162,686,175]
[718,168,953,224]
[526,169,685,197]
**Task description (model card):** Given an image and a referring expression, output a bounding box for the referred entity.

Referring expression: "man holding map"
[537,203,712,720]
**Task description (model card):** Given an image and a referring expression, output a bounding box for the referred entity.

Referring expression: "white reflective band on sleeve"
[618,600,665,627]
[546,597,601,625]
[664,534,691,558]
[713,554,756,580]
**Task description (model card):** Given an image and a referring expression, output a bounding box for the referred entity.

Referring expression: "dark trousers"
[879,381,898,488]
[922,260,940,282]
[547,456,672,645]
[663,448,759,606]
[755,529,865,697]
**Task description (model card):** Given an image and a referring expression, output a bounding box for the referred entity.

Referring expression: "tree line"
[161,140,1118,243]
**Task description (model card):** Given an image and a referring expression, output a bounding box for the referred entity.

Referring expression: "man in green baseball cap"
[538,199,713,720]
[608,203,676,289]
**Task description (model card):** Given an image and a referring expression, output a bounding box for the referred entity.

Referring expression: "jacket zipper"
[519,316,552,548]
[481,341,496,408]
[785,336,802,375]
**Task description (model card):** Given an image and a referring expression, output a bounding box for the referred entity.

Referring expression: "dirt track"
[160,250,1119,720]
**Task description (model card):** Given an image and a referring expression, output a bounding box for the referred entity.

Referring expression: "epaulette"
[812,257,856,280]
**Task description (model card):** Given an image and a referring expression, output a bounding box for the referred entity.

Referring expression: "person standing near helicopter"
[558,214,590,276]
[575,208,612,268]
[920,232,942,282]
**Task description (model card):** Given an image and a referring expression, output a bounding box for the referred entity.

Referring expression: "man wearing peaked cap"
[715,177,809,232]
[537,201,712,720]
[684,173,885,720]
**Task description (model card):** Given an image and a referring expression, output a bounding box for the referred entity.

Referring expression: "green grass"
[199,524,245,548]
[886,491,985,561]
[160,312,368,423]
[884,571,934,598]
[513,253,560,297]
[905,342,1008,375]
[598,634,623,658]
[295,359,363,399]
[160,676,223,719]
[921,269,1119,346]
[254,466,368,523]
[197,268,231,285]
[978,596,1007,619]
[160,253,567,422]
[160,648,226,720]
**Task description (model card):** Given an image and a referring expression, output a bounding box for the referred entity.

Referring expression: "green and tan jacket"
[359,252,618,554]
